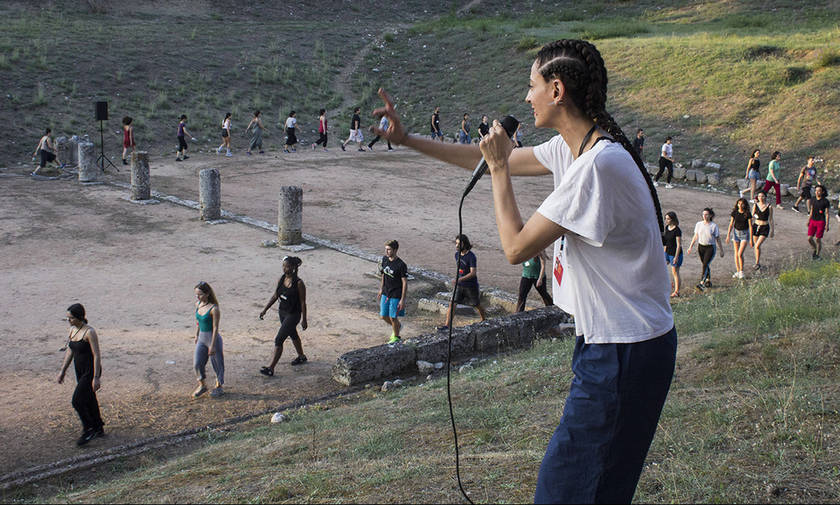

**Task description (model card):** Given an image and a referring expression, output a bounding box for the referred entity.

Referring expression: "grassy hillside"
[3,1,839,182]
[12,259,840,503]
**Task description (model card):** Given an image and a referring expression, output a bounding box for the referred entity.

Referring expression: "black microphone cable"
[447,188,474,505]
[446,116,518,504]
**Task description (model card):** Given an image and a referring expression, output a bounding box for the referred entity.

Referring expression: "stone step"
[417,297,485,315]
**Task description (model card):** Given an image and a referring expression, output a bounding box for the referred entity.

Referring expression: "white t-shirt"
[661,142,672,158]
[285,117,297,129]
[379,116,389,130]
[693,221,719,246]
[533,135,673,343]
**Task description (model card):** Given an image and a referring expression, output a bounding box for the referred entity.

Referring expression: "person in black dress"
[57,303,104,446]
[259,256,308,376]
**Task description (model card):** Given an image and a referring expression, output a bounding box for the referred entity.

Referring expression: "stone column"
[199,168,221,220]
[277,186,303,245]
[69,136,79,166]
[130,151,151,200]
[77,140,98,182]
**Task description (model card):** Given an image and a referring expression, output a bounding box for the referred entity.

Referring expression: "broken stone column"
[77,140,98,182]
[199,168,221,220]
[277,186,302,245]
[69,136,79,165]
[130,151,151,200]
[56,136,71,167]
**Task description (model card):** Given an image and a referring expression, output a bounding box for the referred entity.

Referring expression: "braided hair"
[282,256,303,280]
[536,39,664,233]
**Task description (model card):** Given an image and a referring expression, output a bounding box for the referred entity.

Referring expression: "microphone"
[462,115,519,197]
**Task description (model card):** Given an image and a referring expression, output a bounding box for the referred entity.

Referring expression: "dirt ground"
[0,143,833,476]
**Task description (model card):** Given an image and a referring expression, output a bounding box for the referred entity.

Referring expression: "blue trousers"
[534,327,677,504]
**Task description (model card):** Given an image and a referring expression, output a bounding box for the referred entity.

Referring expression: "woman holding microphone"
[372,38,676,504]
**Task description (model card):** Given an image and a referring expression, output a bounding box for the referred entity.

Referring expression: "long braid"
[536,39,664,234]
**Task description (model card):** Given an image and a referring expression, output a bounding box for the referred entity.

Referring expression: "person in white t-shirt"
[371,38,676,504]
[654,136,674,188]
[283,111,298,153]
[686,207,725,291]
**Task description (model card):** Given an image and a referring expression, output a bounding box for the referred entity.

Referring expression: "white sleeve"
[536,150,616,247]
[532,135,572,175]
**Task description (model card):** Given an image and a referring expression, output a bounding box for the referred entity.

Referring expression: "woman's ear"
[551,78,566,105]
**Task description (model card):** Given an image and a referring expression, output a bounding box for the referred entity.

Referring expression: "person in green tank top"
[193,281,225,398]
[515,250,553,312]
[761,151,783,208]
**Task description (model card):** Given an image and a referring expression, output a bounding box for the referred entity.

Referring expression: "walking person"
[121,116,136,165]
[439,234,486,330]
[751,190,774,270]
[807,185,830,259]
[368,114,393,151]
[514,122,524,147]
[653,136,674,188]
[372,37,677,503]
[311,108,328,151]
[478,115,490,140]
[742,149,761,202]
[245,110,265,155]
[259,256,308,375]
[31,127,59,175]
[377,240,407,344]
[341,107,365,151]
[725,198,753,279]
[793,156,820,213]
[632,128,645,159]
[430,106,443,141]
[515,250,553,312]
[283,111,298,153]
[193,281,224,398]
[761,151,782,208]
[216,112,232,157]
[175,115,197,162]
[686,208,724,290]
[57,303,105,446]
[663,211,683,297]
[459,113,472,144]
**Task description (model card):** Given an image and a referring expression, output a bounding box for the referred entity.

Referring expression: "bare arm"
[208,306,219,355]
[372,89,549,176]
[769,207,775,237]
[725,217,734,243]
[686,232,698,254]
[87,328,102,392]
[398,277,407,311]
[57,346,73,383]
[298,281,307,330]
[716,235,724,257]
[260,289,279,319]
[481,123,567,263]
[536,253,547,287]
[674,236,683,262]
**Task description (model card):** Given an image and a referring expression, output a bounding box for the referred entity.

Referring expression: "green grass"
[13,260,840,503]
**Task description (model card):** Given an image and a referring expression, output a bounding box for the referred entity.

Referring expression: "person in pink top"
[312,108,328,151]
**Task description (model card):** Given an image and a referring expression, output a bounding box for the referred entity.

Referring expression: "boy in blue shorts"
[378,240,408,344]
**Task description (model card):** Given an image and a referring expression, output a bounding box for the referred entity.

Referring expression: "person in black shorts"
[31,127,59,175]
[175,115,196,162]
[377,240,408,344]
[439,234,486,330]
[751,190,773,270]
[478,115,490,140]
[259,256,308,376]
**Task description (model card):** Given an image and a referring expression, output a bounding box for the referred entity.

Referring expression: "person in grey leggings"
[193,281,225,398]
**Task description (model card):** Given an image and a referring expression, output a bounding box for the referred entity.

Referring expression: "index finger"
[372,88,396,118]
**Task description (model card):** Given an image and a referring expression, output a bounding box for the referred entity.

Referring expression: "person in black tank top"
[259,256,308,376]
[57,303,105,446]
[751,191,774,271]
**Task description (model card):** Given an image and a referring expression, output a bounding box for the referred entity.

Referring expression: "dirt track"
[0,144,831,475]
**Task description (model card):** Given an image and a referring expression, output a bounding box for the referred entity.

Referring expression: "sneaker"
[76,429,94,446]
[436,325,450,332]
[737,271,745,279]
[175,158,182,162]
[283,149,290,153]
[792,206,800,213]
[387,335,401,344]
[732,271,739,278]
[340,144,346,151]
[225,152,232,157]
[209,387,224,398]
[122,158,128,165]
[653,181,659,187]
[247,151,252,156]
[704,280,712,288]
[216,146,222,154]
[387,148,394,151]
[358,148,366,152]
[259,150,264,154]
[695,283,705,291]
[776,205,784,209]
[183,155,190,160]
[754,263,761,270]
[192,384,207,397]
[665,184,674,189]
[290,355,308,366]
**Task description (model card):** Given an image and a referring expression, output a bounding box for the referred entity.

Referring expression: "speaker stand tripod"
[96,119,119,173]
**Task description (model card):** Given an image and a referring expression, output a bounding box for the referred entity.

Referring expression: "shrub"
[515,36,540,51]
[783,66,811,85]
[816,50,840,69]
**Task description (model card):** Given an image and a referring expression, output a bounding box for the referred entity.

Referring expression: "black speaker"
[95,101,109,121]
